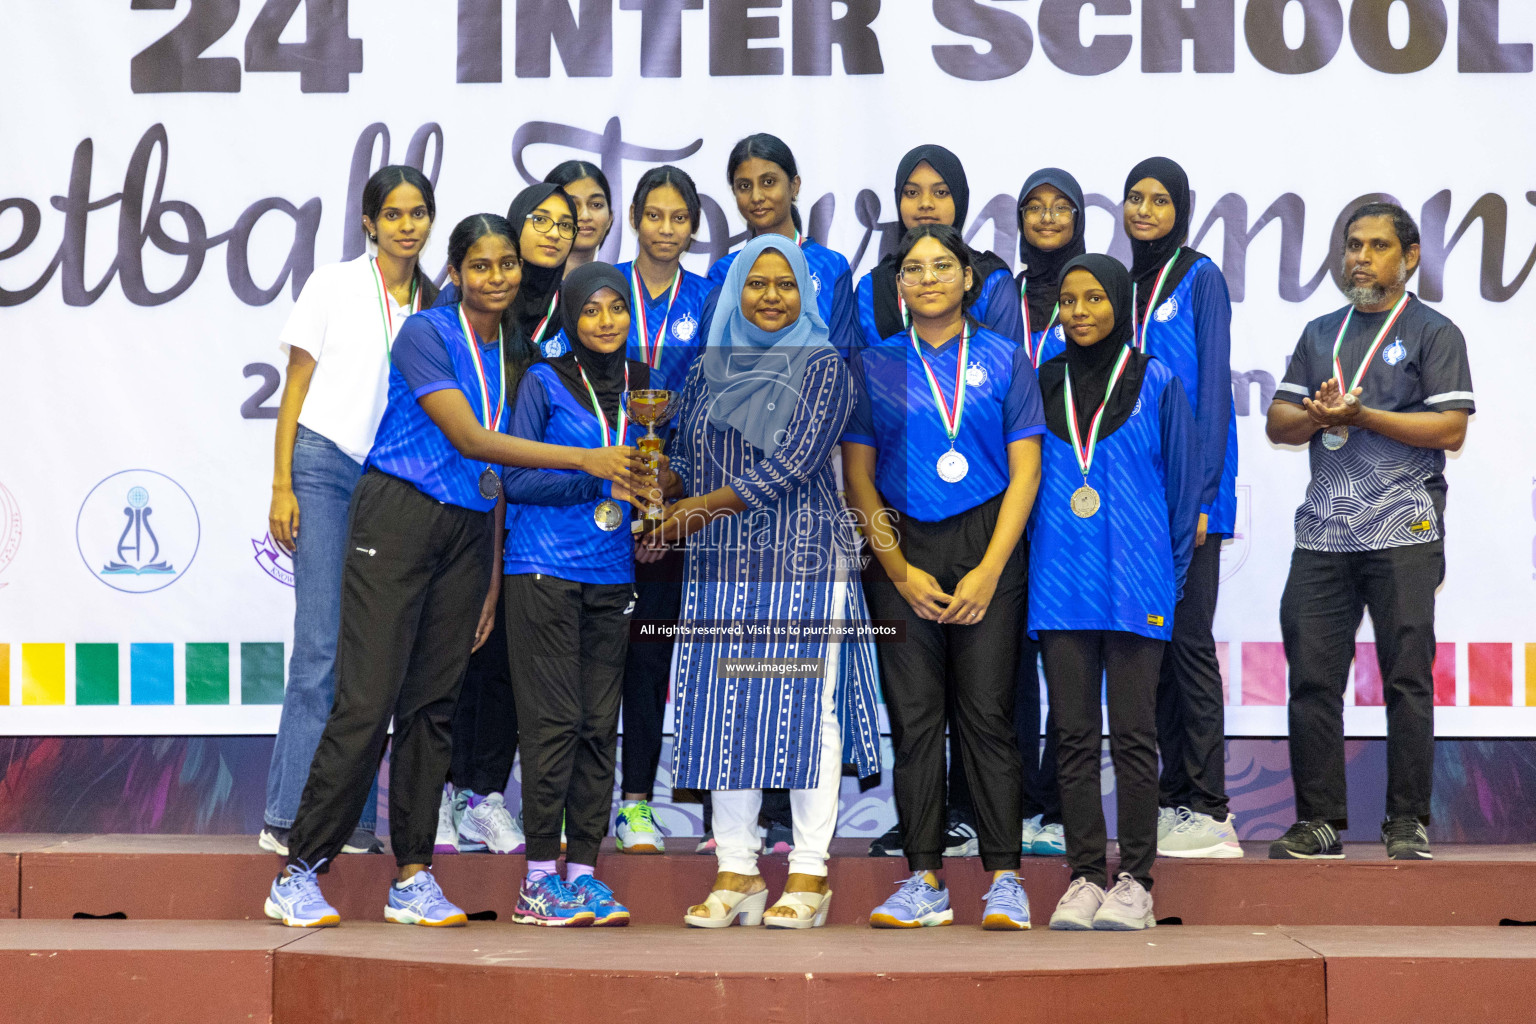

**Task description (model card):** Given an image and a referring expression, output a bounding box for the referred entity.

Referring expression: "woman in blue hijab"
[649,234,882,930]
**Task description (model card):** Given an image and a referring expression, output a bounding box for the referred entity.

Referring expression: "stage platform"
[12,834,1536,926]
[5,836,1536,1022]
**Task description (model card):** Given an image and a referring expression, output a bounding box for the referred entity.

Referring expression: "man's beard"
[1343,261,1410,307]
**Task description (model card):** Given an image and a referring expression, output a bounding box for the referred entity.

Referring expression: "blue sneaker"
[384,870,467,927]
[869,872,954,928]
[264,860,340,928]
[513,874,596,927]
[981,871,1031,930]
[572,876,631,926]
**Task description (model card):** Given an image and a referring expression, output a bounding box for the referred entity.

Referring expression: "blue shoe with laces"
[264,859,340,928]
[869,872,953,928]
[572,875,631,926]
[513,874,596,927]
[384,869,467,927]
[981,871,1031,930]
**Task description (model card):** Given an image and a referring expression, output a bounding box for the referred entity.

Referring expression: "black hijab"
[505,183,577,342]
[1123,156,1207,324]
[1015,167,1087,328]
[543,261,645,425]
[1039,254,1150,443]
[871,144,1009,340]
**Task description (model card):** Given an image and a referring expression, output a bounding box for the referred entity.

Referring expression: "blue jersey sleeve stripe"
[841,432,877,447]
[1005,426,1047,443]
[411,380,459,399]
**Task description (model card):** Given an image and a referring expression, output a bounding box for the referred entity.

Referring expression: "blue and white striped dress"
[667,348,882,790]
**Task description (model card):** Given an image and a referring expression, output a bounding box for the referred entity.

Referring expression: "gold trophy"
[621,388,677,530]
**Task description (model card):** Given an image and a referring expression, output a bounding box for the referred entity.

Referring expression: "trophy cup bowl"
[621,389,677,530]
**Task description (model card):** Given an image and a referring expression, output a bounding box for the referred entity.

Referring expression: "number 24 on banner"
[130,0,363,94]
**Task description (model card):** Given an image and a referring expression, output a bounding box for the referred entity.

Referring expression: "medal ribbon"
[1331,292,1411,392]
[1063,345,1133,480]
[1130,249,1181,353]
[909,321,972,445]
[371,258,420,359]
[1018,277,1059,369]
[457,305,506,432]
[529,289,560,346]
[577,362,631,448]
[630,264,683,369]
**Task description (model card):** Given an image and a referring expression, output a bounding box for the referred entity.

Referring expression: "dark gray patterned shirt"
[1275,295,1474,553]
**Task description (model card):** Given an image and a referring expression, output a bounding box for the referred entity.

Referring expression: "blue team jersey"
[1028,358,1200,641]
[854,265,1025,353]
[500,362,637,584]
[367,304,508,512]
[844,325,1046,523]
[541,261,711,396]
[707,239,857,359]
[1136,258,1238,534]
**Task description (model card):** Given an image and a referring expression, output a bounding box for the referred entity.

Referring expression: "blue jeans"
[264,425,378,830]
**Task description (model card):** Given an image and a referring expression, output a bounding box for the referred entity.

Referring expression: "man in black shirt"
[1265,202,1474,861]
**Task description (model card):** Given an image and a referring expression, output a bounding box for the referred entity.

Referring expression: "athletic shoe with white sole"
[435,787,477,854]
[615,801,666,854]
[1157,805,1189,843]
[1049,877,1105,930]
[1020,815,1044,853]
[868,825,904,858]
[572,876,631,926]
[944,816,979,858]
[260,826,379,856]
[764,821,793,855]
[513,874,596,927]
[981,872,1031,930]
[869,872,954,928]
[264,859,340,928]
[1382,816,1433,860]
[1158,810,1244,858]
[1030,822,1066,856]
[1092,873,1155,931]
[258,827,289,856]
[385,870,467,927]
[1268,819,1344,860]
[458,792,525,853]
[695,831,717,854]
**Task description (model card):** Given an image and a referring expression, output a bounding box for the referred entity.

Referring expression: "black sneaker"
[868,826,904,857]
[1268,819,1344,859]
[943,815,979,858]
[342,827,384,854]
[1381,817,1432,860]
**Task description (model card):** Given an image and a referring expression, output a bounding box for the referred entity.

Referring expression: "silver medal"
[937,449,969,483]
[1321,426,1349,451]
[594,498,624,532]
[478,468,501,501]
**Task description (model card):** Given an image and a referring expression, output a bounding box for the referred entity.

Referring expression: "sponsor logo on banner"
[252,532,295,587]
[0,482,20,588]
[1220,484,1252,584]
[77,470,200,593]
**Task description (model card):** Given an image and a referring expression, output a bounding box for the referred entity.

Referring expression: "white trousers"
[712,582,846,879]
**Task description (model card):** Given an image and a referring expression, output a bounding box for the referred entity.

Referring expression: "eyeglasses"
[1021,203,1076,222]
[899,260,961,286]
[526,212,577,239]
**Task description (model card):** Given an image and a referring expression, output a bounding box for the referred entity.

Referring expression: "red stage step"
[14,834,1536,927]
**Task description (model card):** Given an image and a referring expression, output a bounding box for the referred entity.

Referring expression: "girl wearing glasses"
[856,145,1024,353]
[705,133,858,360]
[264,215,648,930]
[1030,254,1199,930]
[546,160,615,275]
[842,224,1044,931]
[609,166,715,856]
[503,262,648,926]
[431,182,582,858]
[1016,168,1087,371]
[1119,157,1241,860]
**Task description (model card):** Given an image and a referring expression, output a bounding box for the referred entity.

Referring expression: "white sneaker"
[458,792,526,854]
[1158,810,1243,858]
[1020,814,1044,853]
[1092,873,1155,930]
[1029,822,1065,856]
[615,801,667,854]
[1157,806,1189,843]
[433,789,458,854]
[1048,877,1105,930]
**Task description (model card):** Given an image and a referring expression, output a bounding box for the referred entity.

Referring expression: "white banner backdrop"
[2,0,1534,735]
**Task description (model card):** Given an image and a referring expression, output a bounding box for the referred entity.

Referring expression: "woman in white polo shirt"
[259,165,440,856]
